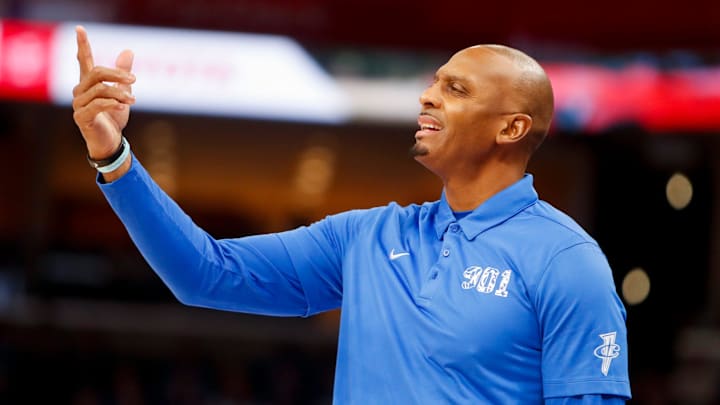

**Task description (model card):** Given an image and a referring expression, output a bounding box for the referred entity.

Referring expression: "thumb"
[115,49,134,93]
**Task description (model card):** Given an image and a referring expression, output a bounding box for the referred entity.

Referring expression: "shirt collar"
[433,174,539,240]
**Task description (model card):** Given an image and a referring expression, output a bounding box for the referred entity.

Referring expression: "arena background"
[0,0,719,403]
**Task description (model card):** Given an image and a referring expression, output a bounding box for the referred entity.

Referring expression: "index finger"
[75,25,95,79]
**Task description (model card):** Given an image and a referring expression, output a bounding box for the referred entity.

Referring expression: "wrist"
[100,154,132,183]
[87,136,130,173]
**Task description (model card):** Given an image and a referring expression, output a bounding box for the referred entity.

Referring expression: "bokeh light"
[622,267,651,306]
[666,172,693,210]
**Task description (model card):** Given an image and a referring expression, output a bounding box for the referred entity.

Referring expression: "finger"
[75,25,95,79]
[114,49,135,94]
[73,98,127,125]
[73,66,136,97]
[72,82,135,111]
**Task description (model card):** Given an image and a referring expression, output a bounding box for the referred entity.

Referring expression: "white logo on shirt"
[594,332,621,376]
[461,266,512,297]
[389,249,410,260]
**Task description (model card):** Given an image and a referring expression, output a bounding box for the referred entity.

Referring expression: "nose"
[419,83,440,108]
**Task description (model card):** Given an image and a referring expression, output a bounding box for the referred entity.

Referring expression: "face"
[412,47,516,178]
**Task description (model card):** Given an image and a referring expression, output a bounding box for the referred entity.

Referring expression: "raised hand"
[72,25,136,176]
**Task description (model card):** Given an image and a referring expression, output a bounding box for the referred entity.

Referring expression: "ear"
[497,114,532,145]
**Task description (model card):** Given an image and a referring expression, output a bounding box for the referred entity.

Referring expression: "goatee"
[409,143,428,157]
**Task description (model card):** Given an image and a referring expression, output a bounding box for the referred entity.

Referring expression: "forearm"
[98,154,308,316]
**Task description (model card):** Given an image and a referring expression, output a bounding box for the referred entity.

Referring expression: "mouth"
[415,113,443,139]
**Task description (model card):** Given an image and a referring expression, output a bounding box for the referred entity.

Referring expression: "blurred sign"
[2,18,720,132]
[1,19,350,123]
[546,63,720,133]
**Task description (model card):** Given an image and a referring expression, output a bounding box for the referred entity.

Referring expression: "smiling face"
[411,45,552,180]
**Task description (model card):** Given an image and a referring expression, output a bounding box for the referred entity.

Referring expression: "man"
[72,26,631,403]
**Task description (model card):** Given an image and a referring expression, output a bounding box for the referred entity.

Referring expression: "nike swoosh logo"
[389,248,410,260]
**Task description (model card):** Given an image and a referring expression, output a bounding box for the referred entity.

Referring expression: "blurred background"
[0,0,719,403]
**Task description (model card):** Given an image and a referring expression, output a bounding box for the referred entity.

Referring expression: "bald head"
[465,44,554,153]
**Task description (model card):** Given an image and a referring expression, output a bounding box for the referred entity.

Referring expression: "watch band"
[87,136,130,173]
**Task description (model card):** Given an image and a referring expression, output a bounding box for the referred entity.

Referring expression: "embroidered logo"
[461,266,512,297]
[389,249,410,261]
[594,332,621,376]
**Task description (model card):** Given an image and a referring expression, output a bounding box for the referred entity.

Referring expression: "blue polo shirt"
[100,155,631,403]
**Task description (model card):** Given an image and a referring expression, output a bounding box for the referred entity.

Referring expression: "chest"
[342,222,541,365]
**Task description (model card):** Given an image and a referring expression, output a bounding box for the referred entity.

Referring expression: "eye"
[447,82,466,95]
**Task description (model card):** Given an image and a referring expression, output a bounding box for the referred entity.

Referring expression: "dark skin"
[71,30,553,210]
[412,45,553,211]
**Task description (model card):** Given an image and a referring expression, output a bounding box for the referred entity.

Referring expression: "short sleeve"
[536,243,631,399]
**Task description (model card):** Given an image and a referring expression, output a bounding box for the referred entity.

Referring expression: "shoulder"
[320,200,438,231]
[499,200,609,293]
[523,202,618,300]
[514,199,599,249]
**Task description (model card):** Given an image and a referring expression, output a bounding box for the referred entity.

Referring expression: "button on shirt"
[100,155,631,404]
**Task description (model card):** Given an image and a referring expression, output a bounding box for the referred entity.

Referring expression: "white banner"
[51,22,349,123]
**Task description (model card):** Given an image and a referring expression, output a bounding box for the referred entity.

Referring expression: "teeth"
[421,124,440,130]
